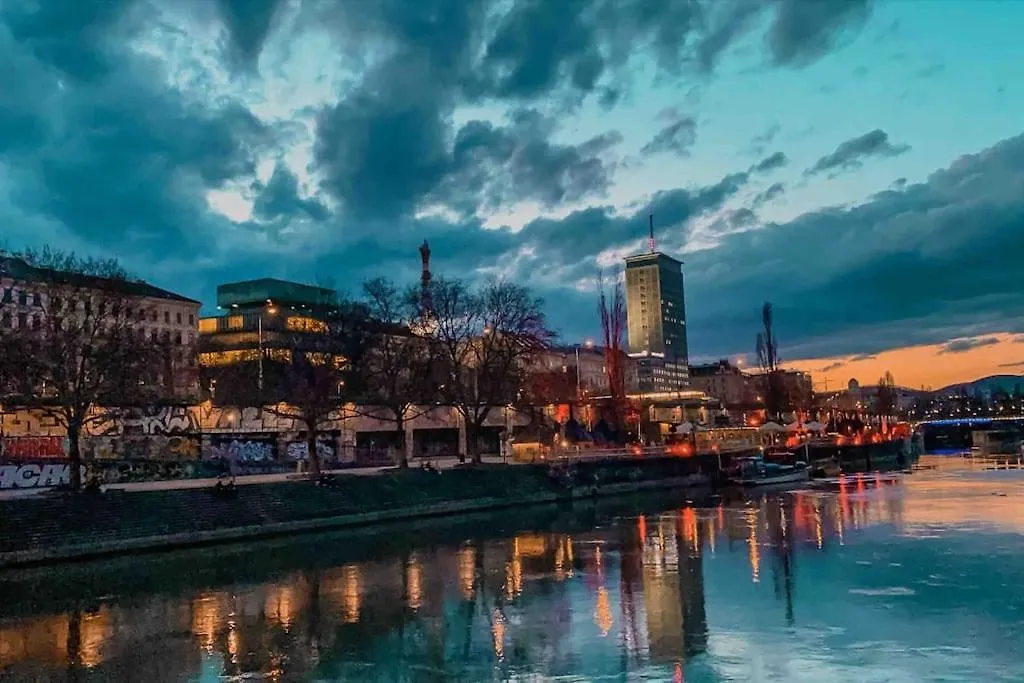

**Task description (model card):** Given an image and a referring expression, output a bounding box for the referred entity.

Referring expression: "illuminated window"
[227,315,244,330]
[198,318,219,334]
[287,316,327,333]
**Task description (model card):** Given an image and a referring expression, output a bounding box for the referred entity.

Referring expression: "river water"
[1,455,1023,682]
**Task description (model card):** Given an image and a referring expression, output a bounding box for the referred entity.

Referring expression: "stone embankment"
[0,455,715,567]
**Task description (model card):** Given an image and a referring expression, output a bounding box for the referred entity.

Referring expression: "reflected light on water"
[3,458,1024,681]
[457,545,476,601]
[341,564,361,624]
[406,554,423,612]
[594,587,613,637]
[746,509,761,583]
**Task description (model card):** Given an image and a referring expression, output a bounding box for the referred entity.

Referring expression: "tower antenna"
[648,213,656,253]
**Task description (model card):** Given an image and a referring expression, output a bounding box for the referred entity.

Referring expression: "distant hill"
[936,374,1024,397]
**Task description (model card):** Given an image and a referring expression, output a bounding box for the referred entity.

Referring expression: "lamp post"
[258,301,278,394]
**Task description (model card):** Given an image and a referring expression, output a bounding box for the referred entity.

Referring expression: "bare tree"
[357,278,441,468]
[598,269,627,429]
[429,278,553,464]
[0,248,164,489]
[875,371,898,418]
[756,301,787,421]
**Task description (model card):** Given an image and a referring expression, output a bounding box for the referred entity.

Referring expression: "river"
[1,455,1023,682]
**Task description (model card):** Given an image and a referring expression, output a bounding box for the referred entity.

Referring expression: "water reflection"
[3,458,1024,681]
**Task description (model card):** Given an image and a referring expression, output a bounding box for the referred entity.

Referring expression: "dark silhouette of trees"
[0,248,164,489]
[428,278,553,464]
[876,371,898,417]
[756,302,787,420]
[357,278,441,468]
[599,270,627,430]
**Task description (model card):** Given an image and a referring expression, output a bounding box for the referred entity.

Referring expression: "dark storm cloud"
[676,133,1024,360]
[751,151,788,173]
[820,361,845,372]
[752,182,786,207]
[805,129,909,177]
[436,111,622,215]
[216,0,286,67]
[768,0,872,66]
[641,114,697,157]
[939,337,1001,355]
[253,164,329,223]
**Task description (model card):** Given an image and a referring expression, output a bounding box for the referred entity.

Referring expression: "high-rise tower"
[624,217,688,394]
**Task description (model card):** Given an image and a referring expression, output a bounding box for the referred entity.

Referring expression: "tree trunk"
[306,424,322,478]
[468,422,482,465]
[396,414,408,469]
[67,422,83,491]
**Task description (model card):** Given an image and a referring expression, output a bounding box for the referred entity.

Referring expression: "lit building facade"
[624,252,688,394]
[534,345,639,396]
[197,278,337,369]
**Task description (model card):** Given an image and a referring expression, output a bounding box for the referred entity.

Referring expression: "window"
[150,309,157,322]
[1,312,10,328]
[164,311,170,324]
[18,290,27,306]
[150,329,157,342]
[17,312,27,328]
[161,330,170,343]
[174,332,182,345]
[176,312,182,325]
[31,315,41,330]
[188,314,194,325]
[32,292,41,306]
[1,288,10,304]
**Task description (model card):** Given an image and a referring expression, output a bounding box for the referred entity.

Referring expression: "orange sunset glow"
[789,333,1024,391]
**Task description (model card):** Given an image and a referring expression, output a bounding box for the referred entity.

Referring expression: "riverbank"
[0,455,714,568]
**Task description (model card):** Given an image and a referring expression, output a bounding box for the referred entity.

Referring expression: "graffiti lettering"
[285,441,336,461]
[209,439,275,462]
[1,436,66,460]
[123,406,198,436]
[0,464,84,489]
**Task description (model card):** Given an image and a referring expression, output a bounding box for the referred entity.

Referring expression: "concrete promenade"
[0,454,511,500]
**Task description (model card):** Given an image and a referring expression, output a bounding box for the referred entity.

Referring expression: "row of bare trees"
[0,249,175,489]
[0,249,555,486]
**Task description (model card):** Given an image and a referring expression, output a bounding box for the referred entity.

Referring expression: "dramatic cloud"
[939,337,1001,355]
[768,0,871,66]
[7,0,1018,371]
[752,182,786,206]
[641,112,697,157]
[751,151,788,173]
[805,129,910,177]
[679,133,1024,359]
[434,110,622,216]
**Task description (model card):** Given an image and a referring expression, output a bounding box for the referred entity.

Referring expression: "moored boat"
[729,455,809,487]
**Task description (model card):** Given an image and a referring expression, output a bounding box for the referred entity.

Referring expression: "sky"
[1,0,1023,390]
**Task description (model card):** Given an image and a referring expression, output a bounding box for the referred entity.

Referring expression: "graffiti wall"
[208,436,277,463]
[1,436,66,460]
[284,439,337,461]
[83,435,201,462]
[0,463,83,489]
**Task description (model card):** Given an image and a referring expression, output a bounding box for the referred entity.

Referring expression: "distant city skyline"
[1,1,1022,387]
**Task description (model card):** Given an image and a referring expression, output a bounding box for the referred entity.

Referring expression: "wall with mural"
[0,402,529,489]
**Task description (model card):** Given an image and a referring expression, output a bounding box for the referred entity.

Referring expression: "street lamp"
[258,302,279,393]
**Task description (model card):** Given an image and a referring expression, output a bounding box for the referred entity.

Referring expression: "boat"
[728,455,810,487]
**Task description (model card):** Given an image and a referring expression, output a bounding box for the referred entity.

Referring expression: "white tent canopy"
[677,421,695,433]
[805,421,827,432]
[759,421,786,433]
[785,421,803,432]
